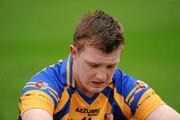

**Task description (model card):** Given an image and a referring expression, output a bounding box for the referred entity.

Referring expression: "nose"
[96,68,107,81]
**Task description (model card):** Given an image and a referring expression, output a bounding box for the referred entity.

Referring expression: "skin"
[146,105,180,120]
[22,109,53,120]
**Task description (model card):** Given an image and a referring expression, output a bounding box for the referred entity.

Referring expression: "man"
[18,10,180,120]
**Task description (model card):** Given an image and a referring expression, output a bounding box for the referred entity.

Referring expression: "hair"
[73,10,124,53]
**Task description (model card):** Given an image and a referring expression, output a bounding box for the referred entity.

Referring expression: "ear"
[70,44,77,60]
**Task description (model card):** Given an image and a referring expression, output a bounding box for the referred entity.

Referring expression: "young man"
[18,11,180,120]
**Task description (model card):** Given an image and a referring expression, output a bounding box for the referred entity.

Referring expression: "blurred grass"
[0,0,180,119]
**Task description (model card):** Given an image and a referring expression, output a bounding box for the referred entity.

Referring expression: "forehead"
[78,46,122,63]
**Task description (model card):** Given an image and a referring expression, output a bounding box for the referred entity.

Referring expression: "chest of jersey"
[60,91,113,120]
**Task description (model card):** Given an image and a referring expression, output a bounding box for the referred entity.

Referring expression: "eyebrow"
[85,60,97,65]
[85,59,119,66]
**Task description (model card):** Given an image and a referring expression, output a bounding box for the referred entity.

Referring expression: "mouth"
[92,81,104,84]
[91,81,105,88]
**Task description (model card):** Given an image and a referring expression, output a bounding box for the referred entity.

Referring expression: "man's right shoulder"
[21,59,67,99]
[32,60,65,88]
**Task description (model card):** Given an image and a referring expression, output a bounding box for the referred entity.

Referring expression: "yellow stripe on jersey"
[66,54,71,86]
[125,86,138,103]
[114,87,132,119]
[48,86,58,96]
[134,88,165,120]
[48,90,58,103]
[20,90,54,116]
[54,86,70,114]
[72,76,75,88]
[107,82,114,89]
[128,88,142,106]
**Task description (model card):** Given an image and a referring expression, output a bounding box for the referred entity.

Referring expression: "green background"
[0,0,179,119]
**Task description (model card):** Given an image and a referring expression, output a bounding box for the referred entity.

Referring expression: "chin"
[91,87,105,93]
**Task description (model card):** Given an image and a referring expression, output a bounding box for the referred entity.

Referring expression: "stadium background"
[0,0,179,119]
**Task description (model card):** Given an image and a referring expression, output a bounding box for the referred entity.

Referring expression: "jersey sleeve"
[120,71,165,119]
[18,63,63,117]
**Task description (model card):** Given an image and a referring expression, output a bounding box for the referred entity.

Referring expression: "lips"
[92,81,104,84]
[91,81,106,88]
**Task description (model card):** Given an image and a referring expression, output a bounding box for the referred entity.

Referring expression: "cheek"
[108,69,116,79]
[78,65,95,79]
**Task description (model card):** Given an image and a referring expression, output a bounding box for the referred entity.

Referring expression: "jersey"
[18,54,165,120]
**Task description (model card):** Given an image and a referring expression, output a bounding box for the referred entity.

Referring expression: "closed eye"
[89,63,99,68]
[107,64,117,69]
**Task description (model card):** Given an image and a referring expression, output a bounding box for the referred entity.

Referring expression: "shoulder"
[28,60,65,91]
[112,69,165,119]
[18,58,74,119]
[113,69,137,84]
[21,59,67,104]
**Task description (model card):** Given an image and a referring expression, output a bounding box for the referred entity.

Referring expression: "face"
[71,45,122,97]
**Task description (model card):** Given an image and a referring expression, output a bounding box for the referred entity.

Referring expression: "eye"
[89,63,99,68]
[107,65,116,69]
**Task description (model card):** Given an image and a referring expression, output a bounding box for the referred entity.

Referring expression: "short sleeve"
[121,72,165,119]
[19,63,63,117]
[133,88,165,119]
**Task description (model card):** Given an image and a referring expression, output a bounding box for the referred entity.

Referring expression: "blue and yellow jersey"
[18,55,165,120]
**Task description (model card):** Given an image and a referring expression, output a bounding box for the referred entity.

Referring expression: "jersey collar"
[60,54,76,88]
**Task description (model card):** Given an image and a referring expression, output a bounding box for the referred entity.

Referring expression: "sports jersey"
[18,54,165,120]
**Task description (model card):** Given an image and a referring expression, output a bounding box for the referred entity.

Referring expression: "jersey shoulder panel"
[22,60,65,99]
[19,60,66,116]
[113,69,164,119]
[113,69,148,114]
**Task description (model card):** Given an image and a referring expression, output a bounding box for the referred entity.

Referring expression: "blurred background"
[0,0,179,119]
